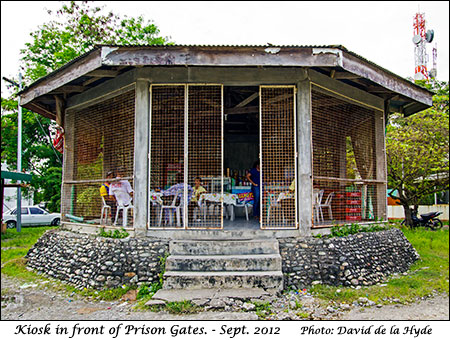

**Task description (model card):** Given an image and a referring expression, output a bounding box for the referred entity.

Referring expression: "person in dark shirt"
[246,161,261,221]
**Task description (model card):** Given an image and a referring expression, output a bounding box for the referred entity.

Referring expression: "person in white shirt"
[109,168,133,207]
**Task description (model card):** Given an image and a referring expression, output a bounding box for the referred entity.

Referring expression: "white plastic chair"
[313,189,324,225]
[158,192,182,227]
[229,199,252,221]
[204,201,223,221]
[114,202,134,227]
[100,196,111,225]
[317,192,334,222]
[267,193,285,224]
[192,201,203,221]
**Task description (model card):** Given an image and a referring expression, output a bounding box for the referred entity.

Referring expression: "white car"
[3,206,61,229]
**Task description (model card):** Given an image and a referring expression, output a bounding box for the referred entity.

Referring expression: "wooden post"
[296,76,313,235]
[54,95,65,128]
[133,80,150,236]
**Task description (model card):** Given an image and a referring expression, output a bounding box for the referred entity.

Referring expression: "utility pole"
[17,73,23,232]
[2,74,23,232]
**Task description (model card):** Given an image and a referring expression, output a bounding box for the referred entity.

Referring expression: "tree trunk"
[402,203,413,226]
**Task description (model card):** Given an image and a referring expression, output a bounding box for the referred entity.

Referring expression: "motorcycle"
[401,208,443,230]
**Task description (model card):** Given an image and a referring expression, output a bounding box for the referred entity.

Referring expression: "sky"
[1,1,449,97]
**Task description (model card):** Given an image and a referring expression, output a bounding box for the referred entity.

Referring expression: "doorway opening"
[223,86,260,230]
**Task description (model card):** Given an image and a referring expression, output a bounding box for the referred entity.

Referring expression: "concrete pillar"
[133,80,150,236]
[61,110,75,221]
[296,77,313,235]
[375,107,387,220]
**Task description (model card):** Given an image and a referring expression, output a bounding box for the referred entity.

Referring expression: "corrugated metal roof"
[19,44,434,95]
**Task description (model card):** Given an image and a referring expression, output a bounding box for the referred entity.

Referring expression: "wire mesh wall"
[62,90,135,227]
[311,85,383,227]
[149,85,223,229]
[149,85,185,228]
[260,87,297,229]
[187,85,223,229]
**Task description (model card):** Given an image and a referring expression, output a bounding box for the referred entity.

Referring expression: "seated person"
[109,168,134,207]
[158,172,194,224]
[100,171,117,219]
[159,172,193,201]
[231,171,240,187]
[190,177,206,221]
[192,177,207,202]
[289,179,295,193]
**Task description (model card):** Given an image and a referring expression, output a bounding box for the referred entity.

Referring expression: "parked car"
[3,206,61,229]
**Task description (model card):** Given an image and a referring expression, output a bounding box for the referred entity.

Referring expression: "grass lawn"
[1,226,56,281]
[309,226,449,305]
[2,224,448,307]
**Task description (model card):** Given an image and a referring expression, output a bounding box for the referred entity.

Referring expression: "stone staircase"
[163,238,283,291]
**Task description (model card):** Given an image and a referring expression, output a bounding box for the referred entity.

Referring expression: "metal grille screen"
[260,87,297,229]
[188,85,223,229]
[149,85,185,228]
[312,86,381,226]
[149,85,223,229]
[62,90,135,227]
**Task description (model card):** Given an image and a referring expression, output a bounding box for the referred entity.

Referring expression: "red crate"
[346,199,361,205]
[346,207,361,213]
[336,193,345,199]
[346,191,361,198]
[345,215,362,221]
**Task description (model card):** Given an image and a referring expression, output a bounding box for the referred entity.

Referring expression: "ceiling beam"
[24,102,56,120]
[86,69,119,77]
[334,71,362,80]
[82,77,102,86]
[234,92,259,108]
[225,106,259,115]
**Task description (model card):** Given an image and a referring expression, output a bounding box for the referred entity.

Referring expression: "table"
[198,192,239,205]
[198,192,251,221]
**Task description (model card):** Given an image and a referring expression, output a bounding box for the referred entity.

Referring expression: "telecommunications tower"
[412,12,434,80]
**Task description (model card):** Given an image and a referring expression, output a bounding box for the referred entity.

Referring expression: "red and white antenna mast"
[412,12,435,80]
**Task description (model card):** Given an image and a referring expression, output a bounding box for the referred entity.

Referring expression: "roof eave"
[19,45,433,117]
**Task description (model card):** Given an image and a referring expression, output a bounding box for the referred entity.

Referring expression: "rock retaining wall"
[279,228,420,289]
[26,228,419,291]
[25,230,169,289]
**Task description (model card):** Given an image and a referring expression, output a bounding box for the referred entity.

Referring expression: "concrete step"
[163,271,284,290]
[165,254,282,272]
[169,239,279,256]
[152,288,277,302]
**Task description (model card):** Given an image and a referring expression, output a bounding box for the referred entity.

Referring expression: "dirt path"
[339,295,449,320]
[1,275,448,320]
[1,276,256,320]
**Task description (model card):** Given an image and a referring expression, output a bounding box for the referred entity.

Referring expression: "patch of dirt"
[0,276,256,320]
[1,275,448,320]
[339,295,449,320]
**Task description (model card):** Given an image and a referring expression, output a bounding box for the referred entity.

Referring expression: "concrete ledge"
[61,222,136,237]
[146,228,304,240]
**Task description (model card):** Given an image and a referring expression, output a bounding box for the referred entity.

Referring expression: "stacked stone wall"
[26,230,169,289]
[279,228,420,289]
[25,228,419,290]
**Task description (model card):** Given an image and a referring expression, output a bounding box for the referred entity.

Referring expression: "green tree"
[2,1,170,211]
[21,1,170,82]
[386,80,449,226]
[1,97,62,211]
